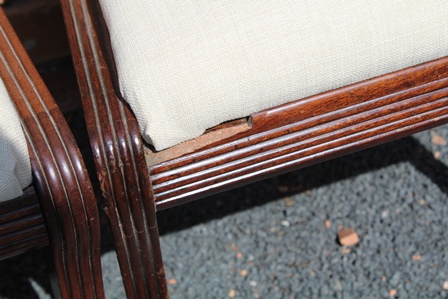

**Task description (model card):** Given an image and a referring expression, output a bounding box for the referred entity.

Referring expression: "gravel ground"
[0,113,447,298]
[2,6,448,298]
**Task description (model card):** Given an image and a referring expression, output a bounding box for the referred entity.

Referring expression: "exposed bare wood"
[145,119,251,166]
[59,0,448,296]
[147,57,448,209]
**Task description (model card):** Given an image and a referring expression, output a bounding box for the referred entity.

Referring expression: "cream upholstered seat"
[98,0,448,150]
[0,77,31,201]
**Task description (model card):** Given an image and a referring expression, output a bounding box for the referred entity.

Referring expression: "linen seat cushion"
[99,0,448,150]
[0,78,31,201]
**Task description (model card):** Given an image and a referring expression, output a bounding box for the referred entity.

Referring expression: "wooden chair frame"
[0,8,104,299]
[59,0,448,298]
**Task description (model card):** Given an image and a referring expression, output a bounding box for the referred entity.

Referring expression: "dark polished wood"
[59,0,168,298]
[0,8,104,299]
[0,186,48,260]
[3,0,70,64]
[148,57,448,210]
[59,0,448,296]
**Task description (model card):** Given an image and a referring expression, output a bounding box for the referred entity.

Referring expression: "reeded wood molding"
[60,0,448,296]
[0,187,48,260]
[148,57,448,210]
[4,0,70,64]
[0,8,104,299]
[59,0,168,298]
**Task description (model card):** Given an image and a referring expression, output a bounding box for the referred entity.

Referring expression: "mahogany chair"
[59,0,448,298]
[0,8,104,299]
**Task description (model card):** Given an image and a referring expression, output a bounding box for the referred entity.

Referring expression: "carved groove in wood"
[0,8,104,299]
[0,188,48,260]
[59,0,448,296]
[58,0,168,298]
[148,57,448,210]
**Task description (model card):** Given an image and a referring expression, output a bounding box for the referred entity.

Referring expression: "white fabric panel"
[0,78,31,201]
[99,0,448,150]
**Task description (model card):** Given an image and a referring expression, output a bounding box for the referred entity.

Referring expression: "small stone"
[412,255,421,261]
[341,248,351,254]
[168,279,177,285]
[390,272,401,286]
[434,151,441,159]
[389,289,397,297]
[240,269,248,277]
[325,219,331,229]
[231,244,238,251]
[337,227,360,246]
[382,276,387,282]
[284,197,294,207]
[249,281,257,287]
[237,252,243,259]
[443,281,448,290]
[281,220,290,227]
[333,280,342,291]
[432,134,447,145]
[228,289,236,298]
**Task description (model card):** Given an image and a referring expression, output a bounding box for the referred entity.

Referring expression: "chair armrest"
[59,0,168,298]
[0,8,104,298]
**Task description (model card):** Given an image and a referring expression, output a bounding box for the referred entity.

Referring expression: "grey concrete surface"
[0,115,447,298]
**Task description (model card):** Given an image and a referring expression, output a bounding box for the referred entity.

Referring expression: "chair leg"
[0,7,105,297]
[35,176,105,299]
[56,0,168,296]
[104,193,168,299]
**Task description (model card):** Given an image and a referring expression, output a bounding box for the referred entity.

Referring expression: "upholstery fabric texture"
[0,77,31,201]
[99,0,448,150]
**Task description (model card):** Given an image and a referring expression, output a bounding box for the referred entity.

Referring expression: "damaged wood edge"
[146,56,448,168]
[145,119,252,166]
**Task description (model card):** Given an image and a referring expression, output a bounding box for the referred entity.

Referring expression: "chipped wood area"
[146,57,448,210]
[145,118,252,166]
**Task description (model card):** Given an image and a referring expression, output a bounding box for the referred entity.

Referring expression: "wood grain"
[59,0,448,296]
[0,187,48,260]
[58,0,169,298]
[148,57,448,210]
[4,0,70,64]
[0,8,104,298]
